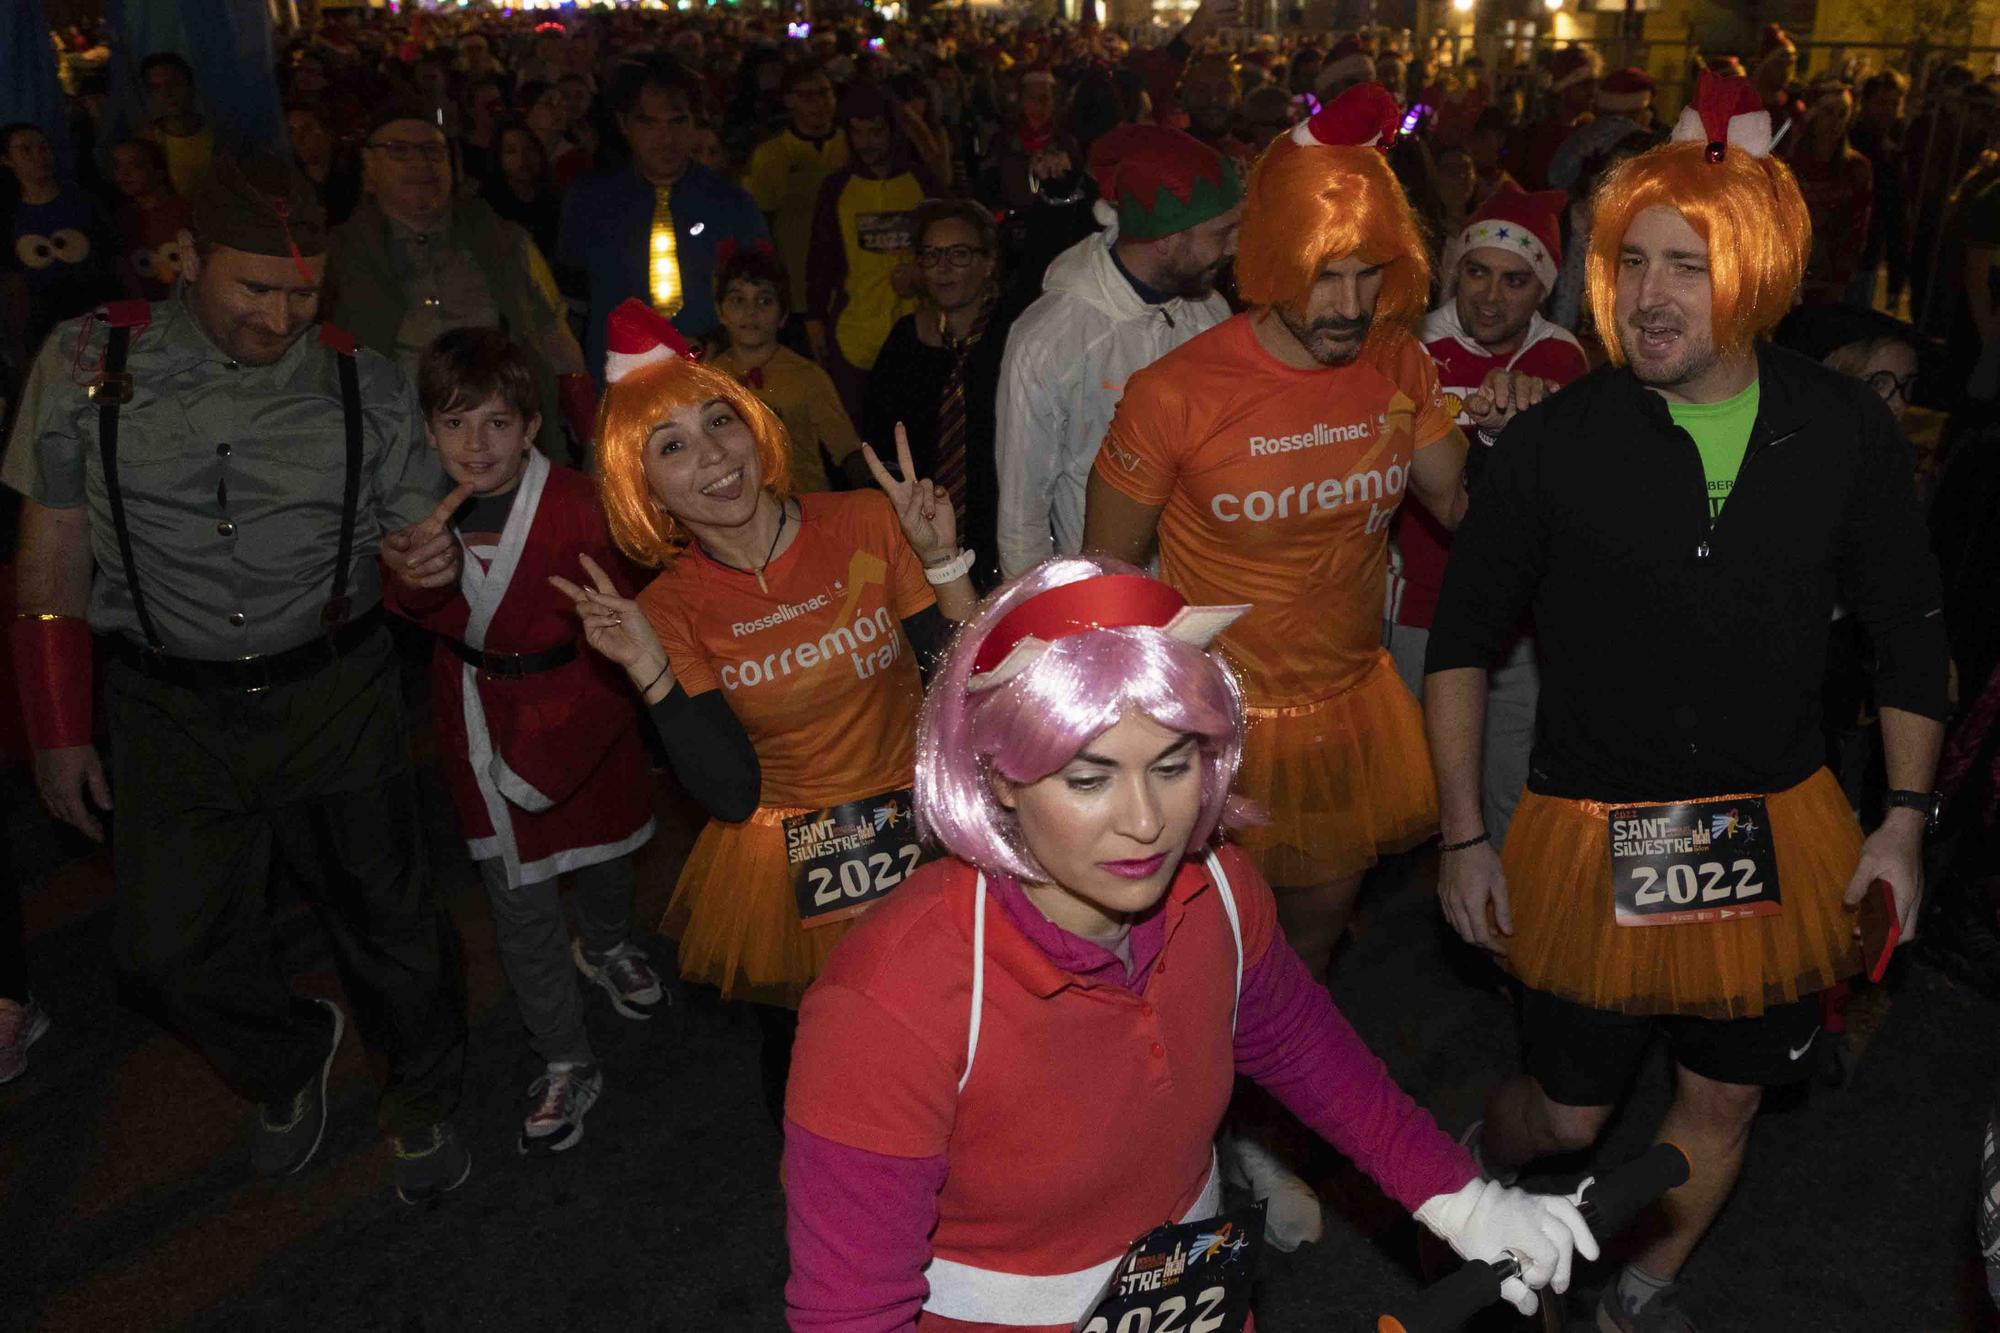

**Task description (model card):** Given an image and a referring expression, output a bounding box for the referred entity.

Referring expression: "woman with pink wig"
[782,557,1596,1331]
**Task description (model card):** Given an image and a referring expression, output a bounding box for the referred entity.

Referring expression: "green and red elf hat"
[1086,124,1244,242]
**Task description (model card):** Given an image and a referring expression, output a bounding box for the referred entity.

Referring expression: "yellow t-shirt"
[710,345,862,493]
[148,125,215,197]
[744,128,848,310]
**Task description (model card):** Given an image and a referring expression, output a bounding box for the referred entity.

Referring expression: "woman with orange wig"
[552,299,978,1124]
[1427,75,1948,1332]
[1082,83,1474,1250]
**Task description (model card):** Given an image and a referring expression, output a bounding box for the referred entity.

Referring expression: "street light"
[1543,0,1562,10]
[1452,0,1475,12]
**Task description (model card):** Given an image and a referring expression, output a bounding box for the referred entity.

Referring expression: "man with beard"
[1424,76,1946,1331]
[1082,86,1467,1251]
[995,125,1241,577]
[1388,185,1586,850]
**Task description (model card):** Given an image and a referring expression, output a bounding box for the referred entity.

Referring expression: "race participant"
[1425,75,1949,1333]
[384,328,661,1157]
[781,559,1598,1331]
[1387,184,1587,849]
[1084,84,1468,983]
[555,299,977,1124]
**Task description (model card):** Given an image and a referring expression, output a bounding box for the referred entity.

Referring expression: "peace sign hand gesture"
[862,423,958,567]
[383,481,476,591]
[549,554,676,701]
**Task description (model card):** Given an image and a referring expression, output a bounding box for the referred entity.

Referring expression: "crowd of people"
[5,3,2000,1331]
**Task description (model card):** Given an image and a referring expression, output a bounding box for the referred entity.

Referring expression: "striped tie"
[933,300,992,530]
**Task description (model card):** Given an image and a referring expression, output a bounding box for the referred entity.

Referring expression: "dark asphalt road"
[4,753,1997,1333]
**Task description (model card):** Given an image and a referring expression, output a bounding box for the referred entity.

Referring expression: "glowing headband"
[967,575,1248,692]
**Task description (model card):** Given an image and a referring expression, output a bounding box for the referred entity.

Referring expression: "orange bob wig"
[594,356,793,569]
[1234,138,1431,341]
[1587,140,1810,363]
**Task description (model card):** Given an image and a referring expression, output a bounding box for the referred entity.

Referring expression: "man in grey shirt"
[4,153,470,1204]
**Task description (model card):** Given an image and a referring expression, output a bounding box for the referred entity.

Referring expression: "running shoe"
[392,1121,472,1205]
[0,995,51,1084]
[251,998,344,1177]
[1596,1281,1700,1333]
[573,939,665,1020]
[1222,1133,1324,1252]
[519,1062,604,1155]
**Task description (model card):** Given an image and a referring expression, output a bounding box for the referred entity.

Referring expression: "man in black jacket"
[1425,85,1950,1333]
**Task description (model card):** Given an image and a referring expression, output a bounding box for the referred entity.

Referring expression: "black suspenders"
[96,332,366,652]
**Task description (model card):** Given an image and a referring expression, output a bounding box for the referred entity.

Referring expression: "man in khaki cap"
[3,152,472,1204]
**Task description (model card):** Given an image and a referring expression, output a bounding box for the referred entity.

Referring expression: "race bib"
[855,210,916,254]
[785,788,931,928]
[1608,797,1781,927]
[1074,1204,1264,1333]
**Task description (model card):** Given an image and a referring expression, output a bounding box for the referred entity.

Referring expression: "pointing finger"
[422,481,477,536]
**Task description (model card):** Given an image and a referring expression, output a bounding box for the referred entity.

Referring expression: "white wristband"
[922,548,977,585]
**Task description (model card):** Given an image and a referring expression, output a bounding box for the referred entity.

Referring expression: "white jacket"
[993,225,1231,577]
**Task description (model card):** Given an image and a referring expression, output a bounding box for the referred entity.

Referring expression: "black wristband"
[639,662,670,697]
[1440,832,1491,853]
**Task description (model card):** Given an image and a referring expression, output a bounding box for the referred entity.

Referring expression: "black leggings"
[1,862,27,1004]
[753,1003,799,1129]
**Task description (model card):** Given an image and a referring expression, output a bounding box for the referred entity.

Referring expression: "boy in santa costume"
[387,327,662,1156]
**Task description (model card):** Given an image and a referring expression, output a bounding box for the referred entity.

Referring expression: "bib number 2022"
[807,843,923,909]
[1630,859,1766,908]
[1079,1287,1229,1333]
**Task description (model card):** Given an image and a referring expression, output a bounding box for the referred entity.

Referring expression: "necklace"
[702,502,788,593]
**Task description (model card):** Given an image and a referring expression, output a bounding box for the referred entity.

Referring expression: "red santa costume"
[387,448,655,887]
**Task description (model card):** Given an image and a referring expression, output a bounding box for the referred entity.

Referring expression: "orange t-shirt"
[637,491,936,809]
[1095,314,1453,705]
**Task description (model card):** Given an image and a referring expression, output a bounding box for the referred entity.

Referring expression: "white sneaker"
[1223,1134,1324,1252]
[519,1062,604,1155]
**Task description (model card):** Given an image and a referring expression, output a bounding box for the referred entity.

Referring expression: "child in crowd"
[706,239,864,492]
[385,327,663,1156]
[107,138,191,299]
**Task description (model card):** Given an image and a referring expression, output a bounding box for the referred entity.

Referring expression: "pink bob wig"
[594,356,793,569]
[915,557,1249,884]
[1587,140,1809,363]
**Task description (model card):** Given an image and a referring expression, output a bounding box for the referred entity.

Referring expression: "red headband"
[973,576,1187,678]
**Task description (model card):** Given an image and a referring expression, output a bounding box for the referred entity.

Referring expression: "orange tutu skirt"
[660,807,857,1009]
[1499,767,1865,1020]
[1233,649,1438,886]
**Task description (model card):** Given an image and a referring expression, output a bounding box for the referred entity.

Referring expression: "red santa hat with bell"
[602,298,699,384]
[1459,185,1567,293]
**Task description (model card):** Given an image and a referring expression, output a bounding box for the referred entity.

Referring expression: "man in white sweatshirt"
[994,125,1243,577]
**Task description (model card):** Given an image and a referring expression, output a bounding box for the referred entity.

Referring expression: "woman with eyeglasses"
[861,200,1025,589]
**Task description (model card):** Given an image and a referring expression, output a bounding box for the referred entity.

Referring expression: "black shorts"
[1519,986,1826,1108]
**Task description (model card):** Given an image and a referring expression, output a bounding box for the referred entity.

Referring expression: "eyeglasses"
[917,244,990,268]
[1866,368,1916,403]
[366,140,450,163]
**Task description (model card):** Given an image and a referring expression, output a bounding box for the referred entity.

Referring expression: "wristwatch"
[1884,789,1942,833]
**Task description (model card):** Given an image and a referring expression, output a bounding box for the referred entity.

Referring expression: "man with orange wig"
[1083,83,1489,1250]
[1425,75,1949,1331]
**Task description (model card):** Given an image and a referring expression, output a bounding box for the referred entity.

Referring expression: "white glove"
[1413,1177,1601,1317]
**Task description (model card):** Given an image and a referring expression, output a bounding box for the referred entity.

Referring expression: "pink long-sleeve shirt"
[783,848,1477,1332]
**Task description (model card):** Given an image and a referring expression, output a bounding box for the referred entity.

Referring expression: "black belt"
[108,608,385,692]
[444,636,580,678]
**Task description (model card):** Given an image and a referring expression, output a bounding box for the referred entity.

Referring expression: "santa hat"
[1549,45,1603,92]
[1088,124,1243,241]
[604,298,697,384]
[1319,34,1377,92]
[1671,70,1783,160]
[1459,185,1565,292]
[1597,66,1655,114]
[1289,80,1401,149]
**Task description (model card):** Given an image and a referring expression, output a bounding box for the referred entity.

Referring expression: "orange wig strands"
[1234,138,1431,342]
[595,357,793,569]
[1586,140,1810,364]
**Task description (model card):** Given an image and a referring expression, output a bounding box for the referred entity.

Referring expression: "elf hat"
[604,298,697,384]
[1549,45,1603,92]
[1088,124,1243,242]
[1460,185,1566,291]
[1597,66,1656,114]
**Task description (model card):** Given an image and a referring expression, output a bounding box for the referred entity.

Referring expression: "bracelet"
[639,662,671,698]
[923,548,977,585]
[1439,832,1490,853]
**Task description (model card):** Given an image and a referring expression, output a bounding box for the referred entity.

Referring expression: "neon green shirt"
[1668,378,1761,520]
